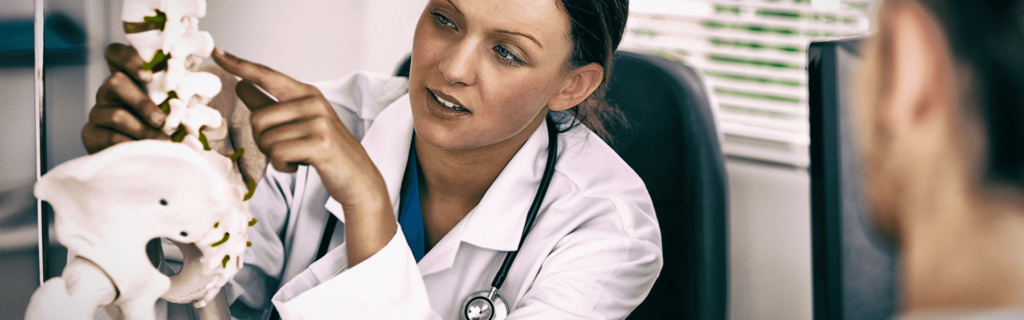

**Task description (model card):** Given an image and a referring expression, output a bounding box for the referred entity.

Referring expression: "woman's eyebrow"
[444,0,542,49]
[496,30,543,49]
[446,0,463,15]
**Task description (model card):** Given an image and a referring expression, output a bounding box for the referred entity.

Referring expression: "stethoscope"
[303,115,559,320]
[457,115,559,320]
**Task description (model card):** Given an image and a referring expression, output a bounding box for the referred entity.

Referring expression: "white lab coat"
[226,72,663,320]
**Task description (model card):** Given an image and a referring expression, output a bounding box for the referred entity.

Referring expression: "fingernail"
[139,70,152,81]
[221,48,240,62]
[150,111,166,127]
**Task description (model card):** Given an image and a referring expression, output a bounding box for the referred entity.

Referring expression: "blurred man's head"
[856,0,1024,311]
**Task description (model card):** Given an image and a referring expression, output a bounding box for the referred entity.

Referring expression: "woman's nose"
[438,40,479,86]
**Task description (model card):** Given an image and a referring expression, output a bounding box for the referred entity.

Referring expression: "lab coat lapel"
[416,119,550,277]
[324,94,413,222]
[460,120,550,252]
[415,216,467,276]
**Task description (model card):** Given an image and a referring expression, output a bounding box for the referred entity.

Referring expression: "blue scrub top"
[399,143,426,262]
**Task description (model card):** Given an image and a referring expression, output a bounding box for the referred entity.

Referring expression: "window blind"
[620,0,872,167]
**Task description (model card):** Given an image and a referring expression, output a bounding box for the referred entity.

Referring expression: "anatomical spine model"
[25,1,258,319]
[123,0,224,144]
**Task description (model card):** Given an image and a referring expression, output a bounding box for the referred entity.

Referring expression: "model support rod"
[34,0,48,286]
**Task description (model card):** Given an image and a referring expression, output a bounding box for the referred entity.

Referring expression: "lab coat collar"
[458,119,549,252]
[324,94,551,253]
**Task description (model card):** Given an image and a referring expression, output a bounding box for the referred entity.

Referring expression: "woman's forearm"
[338,174,397,266]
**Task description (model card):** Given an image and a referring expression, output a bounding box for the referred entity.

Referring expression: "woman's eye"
[432,12,457,30]
[493,45,524,66]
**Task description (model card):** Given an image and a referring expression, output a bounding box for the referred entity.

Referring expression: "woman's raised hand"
[210,48,377,204]
[82,44,170,154]
[211,48,396,265]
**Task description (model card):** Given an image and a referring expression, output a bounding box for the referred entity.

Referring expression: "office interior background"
[0,0,874,319]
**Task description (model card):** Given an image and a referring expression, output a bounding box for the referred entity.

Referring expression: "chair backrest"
[605,51,729,320]
[395,55,411,78]
[393,51,729,320]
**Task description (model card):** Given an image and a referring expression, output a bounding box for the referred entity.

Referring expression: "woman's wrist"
[319,156,387,207]
[321,165,396,266]
[341,186,397,266]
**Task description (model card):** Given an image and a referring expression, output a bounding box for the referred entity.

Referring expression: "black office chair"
[604,51,728,320]
[394,51,729,320]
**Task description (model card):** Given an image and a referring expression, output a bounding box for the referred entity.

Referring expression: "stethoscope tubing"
[490,115,559,290]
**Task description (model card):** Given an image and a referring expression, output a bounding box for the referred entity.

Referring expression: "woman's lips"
[429,89,469,112]
[426,89,471,120]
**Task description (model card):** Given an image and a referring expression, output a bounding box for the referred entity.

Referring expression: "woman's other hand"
[82,43,170,154]
[211,48,396,265]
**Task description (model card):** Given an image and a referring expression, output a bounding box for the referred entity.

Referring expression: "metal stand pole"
[34,0,49,286]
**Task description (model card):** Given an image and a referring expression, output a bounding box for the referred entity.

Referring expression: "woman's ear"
[547,63,604,112]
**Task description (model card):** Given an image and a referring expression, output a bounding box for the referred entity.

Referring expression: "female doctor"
[84,0,663,318]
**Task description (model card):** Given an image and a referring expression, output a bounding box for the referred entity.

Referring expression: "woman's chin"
[413,123,478,150]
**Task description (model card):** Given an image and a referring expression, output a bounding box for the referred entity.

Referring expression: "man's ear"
[879,0,957,131]
[547,63,604,112]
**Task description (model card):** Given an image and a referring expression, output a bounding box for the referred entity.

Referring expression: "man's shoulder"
[899,309,1024,320]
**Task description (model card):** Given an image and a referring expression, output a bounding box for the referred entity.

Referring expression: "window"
[621,0,872,167]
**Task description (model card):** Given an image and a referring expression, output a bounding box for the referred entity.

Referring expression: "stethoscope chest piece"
[460,287,508,320]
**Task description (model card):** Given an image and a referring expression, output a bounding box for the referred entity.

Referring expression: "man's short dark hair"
[916,0,1024,188]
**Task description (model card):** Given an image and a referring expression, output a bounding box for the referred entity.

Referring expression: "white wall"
[0,68,36,190]
[201,1,424,82]
[727,159,813,320]
[115,1,425,83]
[0,0,36,190]
[0,0,33,20]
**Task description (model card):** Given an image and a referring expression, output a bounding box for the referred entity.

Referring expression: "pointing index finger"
[236,80,279,113]
[212,47,311,102]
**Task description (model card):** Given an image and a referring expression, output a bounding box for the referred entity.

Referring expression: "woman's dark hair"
[557,0,630,144]
[911,0,1024,189]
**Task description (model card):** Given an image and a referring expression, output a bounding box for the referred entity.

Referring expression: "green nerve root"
[211,232,229,247]
[142,50,169,71]
[123,9,167,33]
[198,130,211,151]
[171,128,188,143]
[244,180,256,201]
[230,148,245,163]
[158,91,178,114]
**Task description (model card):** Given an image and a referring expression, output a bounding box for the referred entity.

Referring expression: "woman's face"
[409,0,575,149]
